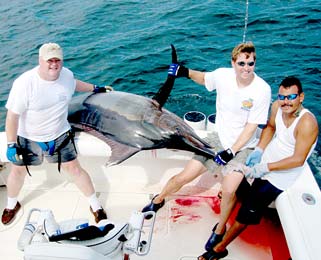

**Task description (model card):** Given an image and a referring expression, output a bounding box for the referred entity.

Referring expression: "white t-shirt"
[263,108,316,191]
[6,66,76,141]
[204,68,271,149]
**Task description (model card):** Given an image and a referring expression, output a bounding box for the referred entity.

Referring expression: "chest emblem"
[241,98,253,111]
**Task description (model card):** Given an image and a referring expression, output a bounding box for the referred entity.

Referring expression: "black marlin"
[68,45,215,166]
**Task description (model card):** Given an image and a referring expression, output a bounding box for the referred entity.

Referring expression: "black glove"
[168,63,189,78]
[213,148,235,166]
[93,85,113,93]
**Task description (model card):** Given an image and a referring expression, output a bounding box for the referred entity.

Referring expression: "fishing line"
[242,0,249,42]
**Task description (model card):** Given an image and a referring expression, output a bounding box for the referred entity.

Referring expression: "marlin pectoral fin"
[73,126,141,167]
[90,132,141,167]
[152,44,178,108]
[105,139,141,166]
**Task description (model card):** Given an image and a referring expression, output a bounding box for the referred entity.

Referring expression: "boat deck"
[0,133,290,259]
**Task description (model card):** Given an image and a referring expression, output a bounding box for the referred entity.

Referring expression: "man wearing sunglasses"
[142,42,271,248]
[199,76,318,259]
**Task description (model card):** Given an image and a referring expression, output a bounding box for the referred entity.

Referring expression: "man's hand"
[168,63,189,78]
[6,143,21,163]
[245,147,263,167]
[213,148,234,166]
[93,85,113,93]
[245,163,269,179]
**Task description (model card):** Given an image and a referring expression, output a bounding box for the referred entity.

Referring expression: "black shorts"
[14,130,77,166]
[235,177,283,225]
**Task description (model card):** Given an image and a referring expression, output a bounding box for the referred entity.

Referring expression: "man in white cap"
[2,42,109,225]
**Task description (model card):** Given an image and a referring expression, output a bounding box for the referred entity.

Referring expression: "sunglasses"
[236,61,255,67]
[277,94,299,100]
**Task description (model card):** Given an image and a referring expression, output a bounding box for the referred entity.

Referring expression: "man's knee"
[61,159,83,175]
[222,172,244,195]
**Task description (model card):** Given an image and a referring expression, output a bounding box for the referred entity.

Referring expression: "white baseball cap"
[39,43,63,61]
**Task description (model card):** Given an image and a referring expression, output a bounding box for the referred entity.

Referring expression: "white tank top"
[263,108,316,190]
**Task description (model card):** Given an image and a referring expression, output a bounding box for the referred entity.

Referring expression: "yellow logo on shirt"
[241,98,253,111]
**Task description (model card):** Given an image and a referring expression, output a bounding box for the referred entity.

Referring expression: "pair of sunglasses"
[236,61,255,67]
[277,94,299,100]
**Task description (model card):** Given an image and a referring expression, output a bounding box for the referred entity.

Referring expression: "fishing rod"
[242,0,249,42]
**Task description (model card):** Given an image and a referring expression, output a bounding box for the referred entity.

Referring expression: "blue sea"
[0,0,321,186]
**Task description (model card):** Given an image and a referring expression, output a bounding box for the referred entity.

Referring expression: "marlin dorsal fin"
[152,44,178,108]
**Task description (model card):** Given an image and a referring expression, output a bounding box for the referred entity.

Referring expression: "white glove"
[245,163,269,179]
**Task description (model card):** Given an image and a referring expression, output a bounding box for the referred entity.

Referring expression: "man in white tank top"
[199,76,318,259]
[2,43,110,225]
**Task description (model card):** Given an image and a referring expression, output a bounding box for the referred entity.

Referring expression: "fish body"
[68,91,215,166]
[68,45,215,166]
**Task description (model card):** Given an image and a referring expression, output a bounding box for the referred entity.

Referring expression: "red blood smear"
[172,196,290,260]
[175,196,221,214]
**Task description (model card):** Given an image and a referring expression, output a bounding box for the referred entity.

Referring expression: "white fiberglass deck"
[0,132,297,260]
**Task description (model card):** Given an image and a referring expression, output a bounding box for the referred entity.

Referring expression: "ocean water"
[0,0,320,186]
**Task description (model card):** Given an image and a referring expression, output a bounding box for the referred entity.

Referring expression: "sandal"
[141,194,165,219]
[198,249,228,260]
[205,223,226,251]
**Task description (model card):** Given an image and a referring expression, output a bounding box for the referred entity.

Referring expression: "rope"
[242,0,249,42]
